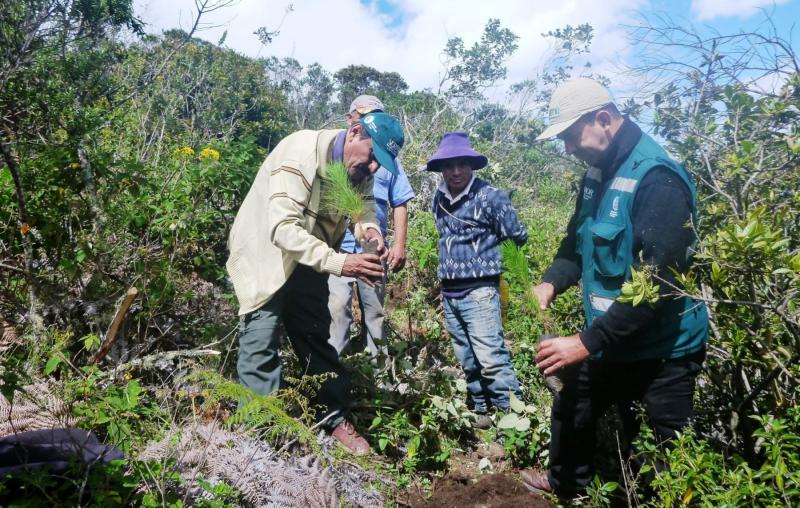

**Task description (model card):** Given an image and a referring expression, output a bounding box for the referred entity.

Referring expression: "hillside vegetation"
[0,2,798,506]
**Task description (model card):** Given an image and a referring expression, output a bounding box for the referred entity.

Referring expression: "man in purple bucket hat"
[427,132,528,429]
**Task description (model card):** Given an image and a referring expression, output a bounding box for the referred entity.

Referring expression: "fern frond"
[185,370,317,450]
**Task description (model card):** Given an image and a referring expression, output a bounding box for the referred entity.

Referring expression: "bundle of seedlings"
[320,162,380,255]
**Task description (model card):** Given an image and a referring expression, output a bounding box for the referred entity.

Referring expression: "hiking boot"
[331,420,371,456]
[473,412,493,430]
[519,469,553,493]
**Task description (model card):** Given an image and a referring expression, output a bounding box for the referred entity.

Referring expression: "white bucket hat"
[536,77,614,141]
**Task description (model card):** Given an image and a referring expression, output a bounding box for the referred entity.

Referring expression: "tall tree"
[333,64,408,111]
[266,57,336,129]
[439,18,518,100]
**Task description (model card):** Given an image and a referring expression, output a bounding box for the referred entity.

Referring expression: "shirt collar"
[332,130,346,162]
[438,174,476,205]
[596,116,642,182]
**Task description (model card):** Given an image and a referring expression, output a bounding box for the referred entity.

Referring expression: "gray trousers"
[237,265,350,429]
[327,274,386,358]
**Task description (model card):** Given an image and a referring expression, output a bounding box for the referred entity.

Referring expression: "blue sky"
[135,0,799,97]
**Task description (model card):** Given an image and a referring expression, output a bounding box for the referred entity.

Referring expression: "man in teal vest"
[520,78,708,496]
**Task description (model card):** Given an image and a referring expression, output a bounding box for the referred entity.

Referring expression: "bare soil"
[406,472,554,508]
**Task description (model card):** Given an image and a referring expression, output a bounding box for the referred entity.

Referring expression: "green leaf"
[509,392,526,413]
[125,379,142,407]
[515,417,531,432]
[44,355,62,375]
[497,413,519,429]
[83,333,101,350]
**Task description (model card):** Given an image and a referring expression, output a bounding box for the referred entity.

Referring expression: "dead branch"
[107,348,220,378]
[89,287,139,365]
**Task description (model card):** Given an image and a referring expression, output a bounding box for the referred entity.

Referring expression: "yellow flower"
[175,146,195,157]
[70,162,81,170]
[199,147,220,161]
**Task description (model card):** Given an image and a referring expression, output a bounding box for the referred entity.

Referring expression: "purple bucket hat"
[426,131,488,172]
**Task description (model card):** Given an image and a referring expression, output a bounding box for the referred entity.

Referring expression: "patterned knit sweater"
[433,178,527,281]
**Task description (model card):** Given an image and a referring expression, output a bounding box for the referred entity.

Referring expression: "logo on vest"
[609,196,620,218]
[583,187,594,200]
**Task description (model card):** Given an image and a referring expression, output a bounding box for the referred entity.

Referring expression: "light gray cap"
[349,95,385,115]
[536,77,614,141]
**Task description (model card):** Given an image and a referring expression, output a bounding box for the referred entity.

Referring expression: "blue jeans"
[327,274,386,358]
[443,286,522,412]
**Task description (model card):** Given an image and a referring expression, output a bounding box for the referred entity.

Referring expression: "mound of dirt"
[408,472,553,508]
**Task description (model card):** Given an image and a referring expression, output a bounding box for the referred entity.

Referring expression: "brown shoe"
[331,420,371,456]
[519,469,553,493]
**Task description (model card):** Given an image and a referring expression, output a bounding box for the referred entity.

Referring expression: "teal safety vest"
[576,133,708,362]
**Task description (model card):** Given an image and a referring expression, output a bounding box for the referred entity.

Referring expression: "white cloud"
[691,0,789,21]
[134,0,646,96]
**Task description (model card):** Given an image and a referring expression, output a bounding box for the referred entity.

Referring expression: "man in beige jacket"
[226,112,404,454]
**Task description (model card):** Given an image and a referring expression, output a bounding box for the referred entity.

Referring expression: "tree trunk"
[0,133,45,338]
[77,144,106,236]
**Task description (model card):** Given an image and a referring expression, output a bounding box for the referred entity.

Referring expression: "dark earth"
[405,472,553,508]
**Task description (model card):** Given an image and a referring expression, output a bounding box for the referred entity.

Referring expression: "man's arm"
[387,203,409,271]
[386,161,415,271]
[492,189,528,246]
[269,165,348,275]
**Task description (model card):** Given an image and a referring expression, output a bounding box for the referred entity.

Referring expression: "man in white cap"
[327,95,415,361]
[521,77,708,496]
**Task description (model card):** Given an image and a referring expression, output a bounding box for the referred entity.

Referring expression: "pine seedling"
[500,240,537,312]
[320,161,367,221]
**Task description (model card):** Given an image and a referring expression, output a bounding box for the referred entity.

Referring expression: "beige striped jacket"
[226,129,378,315]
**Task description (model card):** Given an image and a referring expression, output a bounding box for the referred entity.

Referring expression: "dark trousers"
[548,349,705,496]
[237,265,351,430]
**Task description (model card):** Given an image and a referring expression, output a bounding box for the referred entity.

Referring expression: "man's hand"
[362,227,386,256]
[532,282,556,310]
[535,334,590,375]
[386,244,407,272]
[341,253,384,287]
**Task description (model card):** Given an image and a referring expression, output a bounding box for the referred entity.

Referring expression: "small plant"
[497,392,535,432]
[320,161,367,221]
[616,266,660,307]
[496,393,549,467]
[585,475,619,507]
[186,370,319,450]
[70,374,157,454]
[500,240,537,312]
